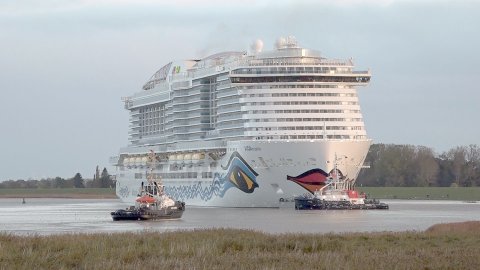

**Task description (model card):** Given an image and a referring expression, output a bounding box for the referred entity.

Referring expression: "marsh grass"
[426,221,480,233]
[1,222,479,270]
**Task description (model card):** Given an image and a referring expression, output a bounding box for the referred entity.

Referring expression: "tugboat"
[294,192,389,210]
[294,154,388,210]
[111,150,185,221]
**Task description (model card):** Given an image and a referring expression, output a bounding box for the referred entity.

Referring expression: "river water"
[1,199,479,235]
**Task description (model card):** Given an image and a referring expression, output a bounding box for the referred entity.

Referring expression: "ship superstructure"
[112,37,372,207]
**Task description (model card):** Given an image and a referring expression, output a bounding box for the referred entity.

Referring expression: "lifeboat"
[183,153,192,164]
[192,152,205,163]
[136,195,156,204]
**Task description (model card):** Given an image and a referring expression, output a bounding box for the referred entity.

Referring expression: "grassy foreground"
[1,222,479,270]
[357,186,480,201]
[0,188,116,199]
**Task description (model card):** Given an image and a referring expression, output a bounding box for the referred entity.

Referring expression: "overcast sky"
[1,0,479,181]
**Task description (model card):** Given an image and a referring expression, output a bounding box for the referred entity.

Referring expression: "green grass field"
[357,187,480,201]
[1,187,479,201]
[0,188,116,198]
[1,222,479,270]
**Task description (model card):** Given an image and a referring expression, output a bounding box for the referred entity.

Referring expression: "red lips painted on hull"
[287,168,329,194]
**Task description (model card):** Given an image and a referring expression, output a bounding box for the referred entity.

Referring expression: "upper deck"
[123,37,371,148]
[142,37,369,91]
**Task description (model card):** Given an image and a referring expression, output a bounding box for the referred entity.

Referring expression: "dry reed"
[1,223,479,270]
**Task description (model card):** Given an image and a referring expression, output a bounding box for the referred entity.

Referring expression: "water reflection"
[1,198,479,235]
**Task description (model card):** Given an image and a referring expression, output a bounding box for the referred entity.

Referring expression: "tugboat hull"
[294,197,388,210]
[111,209,143,221]
[111,201,185,221]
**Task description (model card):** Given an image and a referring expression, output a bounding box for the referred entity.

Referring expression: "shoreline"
[1,186,480,201]
[0,194,118,199]
[0,194,478,201]
[0,188,117,199]
[1,222,479,269]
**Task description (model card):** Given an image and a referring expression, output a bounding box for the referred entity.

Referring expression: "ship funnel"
[250,39,264,53]
[275,37,286,49]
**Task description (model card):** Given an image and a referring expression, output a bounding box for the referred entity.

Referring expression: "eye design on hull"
[287,168,329,194]
[228,166,258,193]
[222,151,259,193]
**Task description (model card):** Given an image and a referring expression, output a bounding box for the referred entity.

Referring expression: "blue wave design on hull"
[118,151,259,202]
[165,173,231,202]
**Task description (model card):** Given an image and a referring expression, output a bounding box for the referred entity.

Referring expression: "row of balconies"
[216,112,244,123]
[236,83,354,91]
[243,122,365,129]
[216,88,239,99]
[231,68,361,75]
[164,115,204,123]
[217,104,241,115]
[244,57,353,67]
[165,122,212,132]
[170,104,210,114]
[230,75,370,85]
[240,105,360,112]
[244,130,366,137]
[238,98,359,105]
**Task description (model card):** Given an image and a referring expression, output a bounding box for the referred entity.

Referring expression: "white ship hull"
[113,37,373,208]
[115,139,370,207]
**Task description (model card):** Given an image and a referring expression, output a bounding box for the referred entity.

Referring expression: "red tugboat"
[293,154,388,210]
[111,150,185,221]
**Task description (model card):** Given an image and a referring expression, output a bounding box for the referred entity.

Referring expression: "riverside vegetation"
[2,143,480,200]
[358,144,480,187]
[0,166,113,189]
[0,186,479,201]
[0,221,479,269]
[2,144,479,189]
[0,188,116,199]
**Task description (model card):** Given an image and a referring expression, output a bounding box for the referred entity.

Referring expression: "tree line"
[0,167,114,189]
[357,144,480,187]
[2,145,479,188]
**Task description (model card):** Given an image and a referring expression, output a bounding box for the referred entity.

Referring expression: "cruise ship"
[111,37,372,207]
